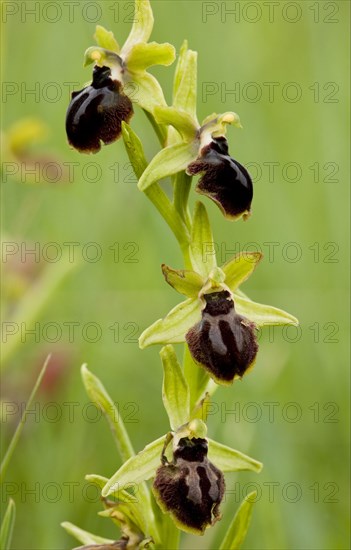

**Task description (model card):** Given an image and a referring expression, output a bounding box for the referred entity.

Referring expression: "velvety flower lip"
[65,65,133,154]
[187,137,253,220]
[153,436,225,535]
[185,290,258,385]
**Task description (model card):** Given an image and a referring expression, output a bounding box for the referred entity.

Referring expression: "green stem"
[144,184,190,251]
[143,109,167,146]
[173,172,192,230]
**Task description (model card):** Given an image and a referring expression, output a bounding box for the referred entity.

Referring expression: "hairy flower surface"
[186,290,258,384]
[66,66,133,153]
[153,437,225,535]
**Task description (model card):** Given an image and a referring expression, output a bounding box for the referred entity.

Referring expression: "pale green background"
[1,1,350,549]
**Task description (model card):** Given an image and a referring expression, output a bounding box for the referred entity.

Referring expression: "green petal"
[208,439,263,473]
[61,522,114,546]
[81,365,135,463]
[160,345,190,429]
[83,46,121,69]
[154,106,197,141]
[127,71,167,113]
[0,499,15,550]
[122,0,154,55]
[139,298,201,348]
[201,111,242,134]
[102,436,166,498]
[94,25,120,53]
[233,294,299,327]
[190,202,217,278]
[219,492,257,550]
[127,42,175,71]
[162,264,204,298]
[222,252,262,291]
[138,142,197,191]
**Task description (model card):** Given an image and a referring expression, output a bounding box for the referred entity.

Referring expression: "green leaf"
[0,499,15,550]
[223,252,262,291]
[122,0,154,55]
[233,294,299,327]
[61,522,114,546]
[102,436,166,498]
[127,42,175,71]
[208,439,263,473]
[161,264,204,298]
[0,355,50,480]
[139,298,201,348]
[128,71,167,113]
[190,202,217,278]
[219,492,257,550]
[160,345,190,429]
[121,122,148,179]
[154,106,197,141]
[81,365,135,463]
[138,142,197,191]
[94,25,120,53]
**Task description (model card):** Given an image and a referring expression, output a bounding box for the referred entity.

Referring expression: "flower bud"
[153,437,225,535]
[187,137,253,220]
[66,65,133,154]
[186,290,258,384]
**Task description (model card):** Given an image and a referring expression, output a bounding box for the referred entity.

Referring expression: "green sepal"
[0,499,15,550]
[61,522,114,546]
[161,264,204,298]
[138,142,197,191]
[190,202,217,278]
[223,252,262,291]
[121,122,148,179]
[94,25,120,53]
[154,106,197,141]
[160,345,190,430]
[219,491,257,550]
[233,294,299,327]
[102,436,166,498]
[128,71,167,113]
[81,365,135,462]
[127,42,175,71]
[122,0,154,56]
[139,298,201,348]
[208,439,263,473]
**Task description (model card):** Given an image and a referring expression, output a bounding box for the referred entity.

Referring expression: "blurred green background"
[1,1,350,549]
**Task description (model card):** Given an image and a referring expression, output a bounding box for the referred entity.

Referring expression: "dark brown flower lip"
[186,290,258,385]
[153,436,225,535]
[65,65,133,154]
[187,137,253,220]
